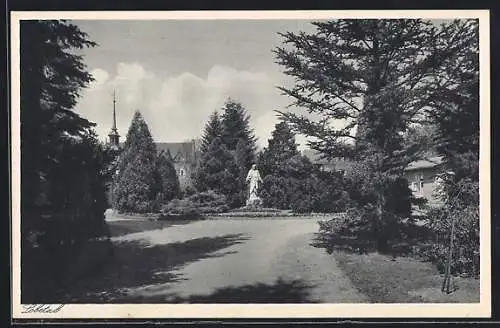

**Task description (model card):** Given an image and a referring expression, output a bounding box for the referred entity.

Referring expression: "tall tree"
[256,121,342,212]
[257,121,300,177]
[112,111,160,213]
[426,21,479,276]
[432,20,479,185]
[192,137,242,208]
[274,19,477,250]
[20,20,112,300]
[275,19,475,167]
[220,98,257,171]
[21,20,97,230]
[200,111,223,155]
[156,150,181,204]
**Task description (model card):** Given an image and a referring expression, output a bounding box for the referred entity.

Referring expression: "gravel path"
[111,218,366,303]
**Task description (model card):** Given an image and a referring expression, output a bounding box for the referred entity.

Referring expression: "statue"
[245,164,262,207]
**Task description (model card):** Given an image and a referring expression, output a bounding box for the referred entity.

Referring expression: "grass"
[332,250,479,303]
[108,218,193,237]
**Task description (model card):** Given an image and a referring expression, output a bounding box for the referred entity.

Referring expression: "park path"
[109,218,367,303]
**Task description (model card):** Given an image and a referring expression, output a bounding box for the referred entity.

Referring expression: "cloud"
[76,62,292,148]
[88,68,109,89]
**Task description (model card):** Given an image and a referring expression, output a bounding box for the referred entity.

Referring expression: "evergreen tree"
[257,121,300,177]
[112,111,160,213]
[21,20,97,231]
[220,98,257,171]
[192,137,242,208]
[200,111,223,154]
[20,20,113,300]
[156,150,180,204]
[275,19,478,250]
[432,20,479,186]
[256,121,344,212]
[427,21,479,275]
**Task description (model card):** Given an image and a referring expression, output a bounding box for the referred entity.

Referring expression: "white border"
[10,10,491,319]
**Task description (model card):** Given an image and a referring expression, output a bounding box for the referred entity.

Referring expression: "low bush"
[418,204,479,277]
[160,198,203,220]
[160,190,229,220]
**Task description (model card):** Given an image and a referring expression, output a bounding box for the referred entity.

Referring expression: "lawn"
[332,250,480,303]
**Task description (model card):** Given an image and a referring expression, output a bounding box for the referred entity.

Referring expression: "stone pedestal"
[246,194,263,207]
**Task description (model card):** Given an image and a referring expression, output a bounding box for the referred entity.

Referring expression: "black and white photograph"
[10,10,490,319]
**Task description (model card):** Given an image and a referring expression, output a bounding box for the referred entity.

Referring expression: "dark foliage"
[112,111,160,213]
[20,20,111,301]
[200,111,223,155]
[192,137,243,208]
[275,19,479,250]
[160,190,229,219]
[258,122,347,213]
[155,150,181,205]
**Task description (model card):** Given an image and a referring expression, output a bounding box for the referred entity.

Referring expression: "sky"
[72,19,319,150]
[72,18,451,150]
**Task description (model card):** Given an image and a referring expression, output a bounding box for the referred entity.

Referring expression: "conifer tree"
[427,21,479,275]
[257,121,335,212]
[275,19,478,250]
[156,150,180,204]
[220,98,257,172]
[192,137,242,207]
[112,111,160,213]
[200,111,223,154]
[21,20,97,230]
[257,121,300,177]
[20,20,112,300]
[432,20,479,186]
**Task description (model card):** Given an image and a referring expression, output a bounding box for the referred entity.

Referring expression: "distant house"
[156,140,200,190]
[403,156,445,205]
[301,149,353,174]
[302,148,446,205]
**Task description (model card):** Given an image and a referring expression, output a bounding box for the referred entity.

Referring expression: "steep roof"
[156,141,198,163]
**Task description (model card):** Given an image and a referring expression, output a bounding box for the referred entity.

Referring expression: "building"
[403,156,445,205]
[302,148,445,205]
[107,91,120,150]
[156,141,200,190]
[105,92,199,190]
[302,149,353,174]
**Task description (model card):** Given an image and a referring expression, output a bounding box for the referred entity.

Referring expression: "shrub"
[160,190,229,220]
[188,190,230,214]
[160,198,202,219]
[421,203,479,277]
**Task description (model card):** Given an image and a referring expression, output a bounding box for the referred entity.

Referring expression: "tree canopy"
[275,19,478,173]
[156,150,181,203]
[200,111,223,155]
[275,19,479,251]
[112,111,160,213]
[221,98,257,171]
[192,137,242,207]
[20,20,112,300]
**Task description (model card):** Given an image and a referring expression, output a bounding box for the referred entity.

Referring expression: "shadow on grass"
[122,277,316,303]
[24,233,250,303]
[107,219,195,238]
[311,220,433,258]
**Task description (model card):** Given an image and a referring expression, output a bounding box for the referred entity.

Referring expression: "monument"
[245,164,263,207]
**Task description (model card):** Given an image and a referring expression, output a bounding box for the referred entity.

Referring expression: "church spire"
[112,90,117,131]
[108,90,120,149]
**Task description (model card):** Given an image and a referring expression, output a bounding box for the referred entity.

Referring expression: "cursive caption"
[21,304,65,314]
